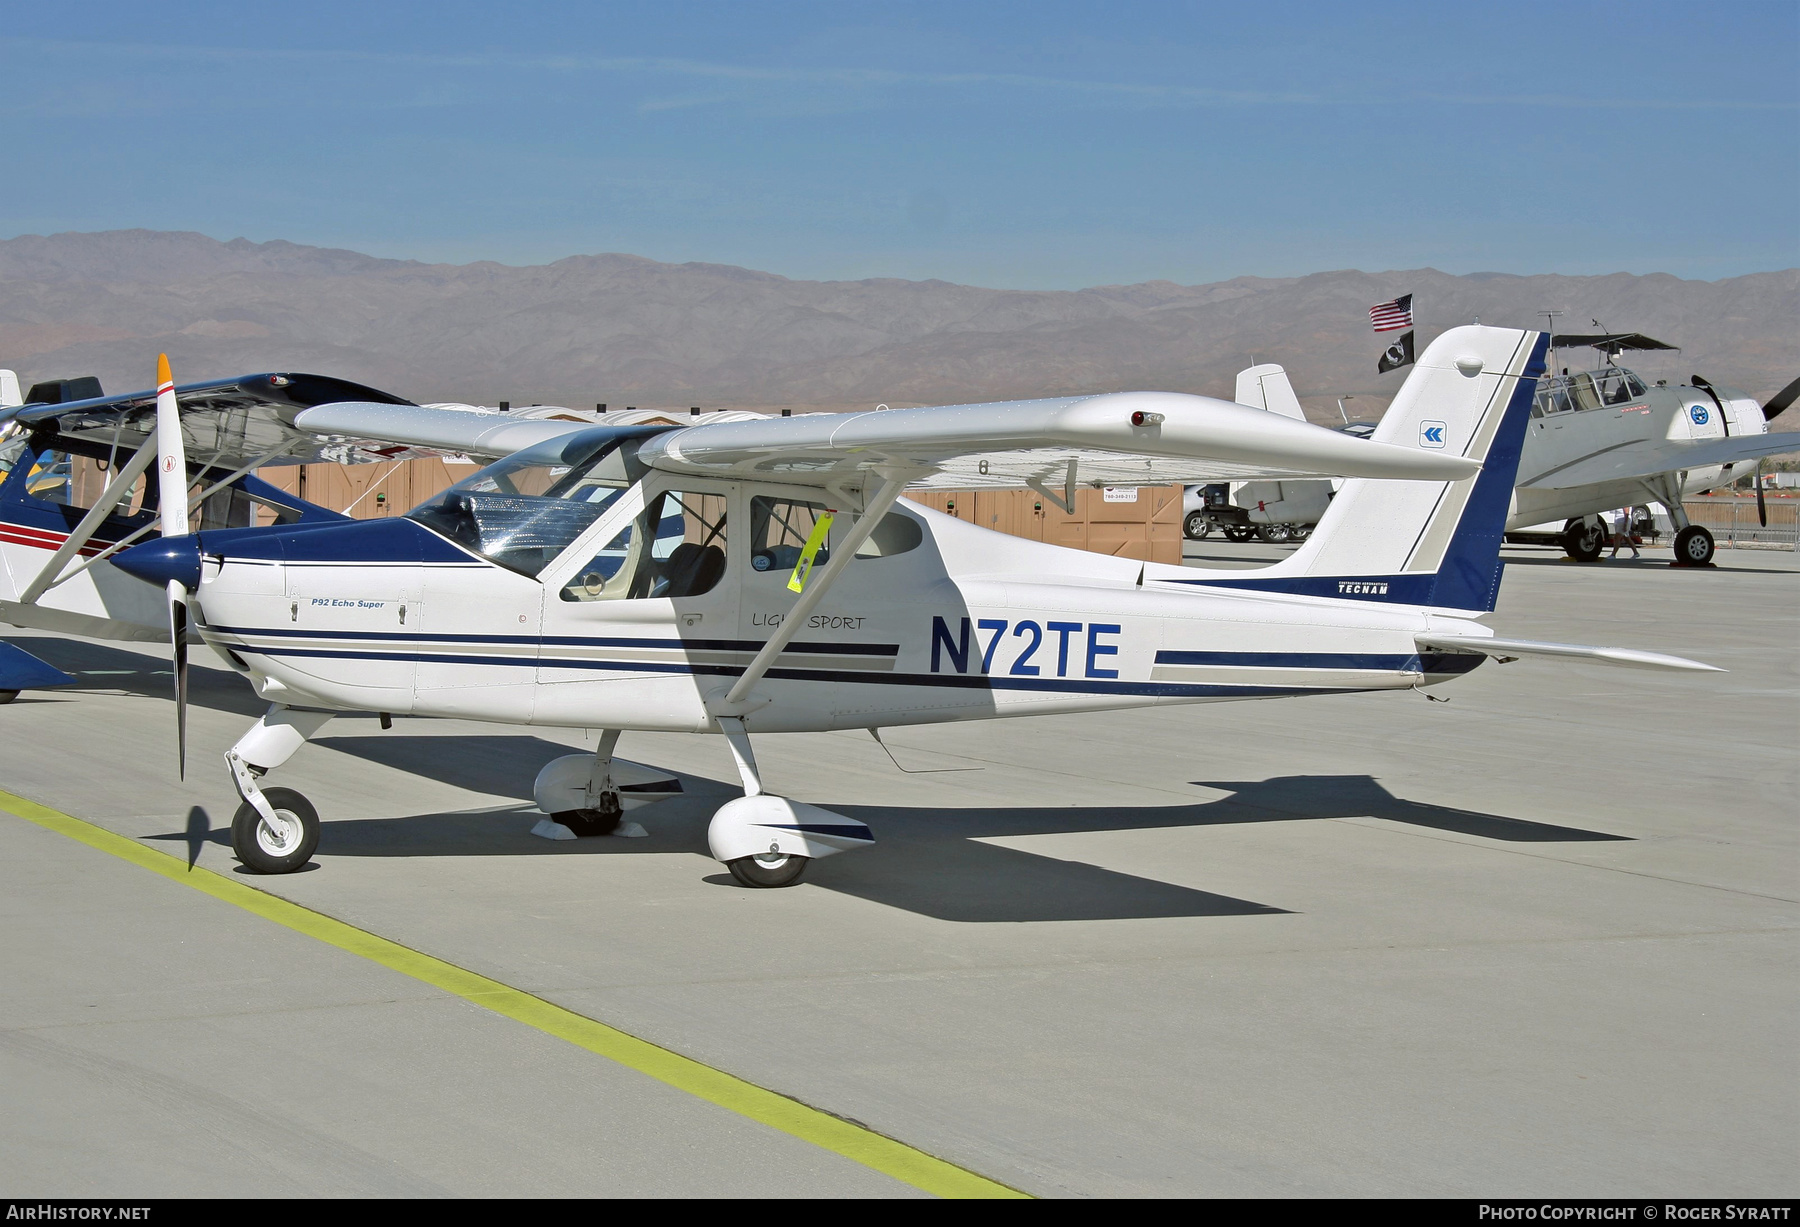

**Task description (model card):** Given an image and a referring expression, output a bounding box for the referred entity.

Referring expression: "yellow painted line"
[0,789,1028,1200]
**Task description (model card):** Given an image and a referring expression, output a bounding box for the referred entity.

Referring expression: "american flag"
[1370,294,1414,332]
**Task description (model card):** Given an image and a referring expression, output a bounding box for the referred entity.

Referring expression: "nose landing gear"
[224,705,333,874]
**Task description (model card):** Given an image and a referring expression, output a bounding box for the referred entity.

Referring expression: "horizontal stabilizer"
[1416,634,1722,673]
[1518,431,1800,489]
[0,641,79,690]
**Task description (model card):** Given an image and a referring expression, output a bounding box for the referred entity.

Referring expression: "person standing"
[1609,507,1640,559]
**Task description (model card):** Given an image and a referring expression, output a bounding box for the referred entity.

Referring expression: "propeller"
[1760,374,1800,423]
[1756,457,1767,528]
[153,354,192,778]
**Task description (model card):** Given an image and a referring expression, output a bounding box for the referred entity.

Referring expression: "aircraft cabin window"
[409,429,651,577]
[857,507,923,558]
[1596,370,1639,406]
[561,488,727,602]
[19,449,154,523]
[1535,380,1576,416]
[1569,373,1603,412]
[750,497,831,574]
[0,436,26,481]
[747,496,922,577]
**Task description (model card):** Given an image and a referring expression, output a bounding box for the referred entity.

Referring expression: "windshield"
[407,427,660,575]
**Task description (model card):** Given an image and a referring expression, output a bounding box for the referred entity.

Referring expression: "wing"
[1517,431,1800,489]
[4,373,419,468]
[631,392,1480,490]
[290,402,771,460]
[293,401,591,461]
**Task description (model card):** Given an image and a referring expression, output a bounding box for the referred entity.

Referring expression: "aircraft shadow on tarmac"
[6,637,267,718]
[155,734,1631,924]
[1498,552,1789,576]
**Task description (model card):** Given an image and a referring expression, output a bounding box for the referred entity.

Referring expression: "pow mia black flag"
[1377,329,1415,374]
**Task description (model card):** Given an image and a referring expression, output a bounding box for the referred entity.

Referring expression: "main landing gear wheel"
[1183,511,1210,540]
[727,851,810,888]
[231,787,320,875]
[1563,517,1605,562]
[1673,524,1716,567]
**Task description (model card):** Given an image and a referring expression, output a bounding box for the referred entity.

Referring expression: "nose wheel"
[230,786,320,874]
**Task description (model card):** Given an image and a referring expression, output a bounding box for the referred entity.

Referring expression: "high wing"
[5,373,421,468]
[294,401,603,462]
[1517,431,1800,489]
[299,392,1479,491]
[633,392,1479,488]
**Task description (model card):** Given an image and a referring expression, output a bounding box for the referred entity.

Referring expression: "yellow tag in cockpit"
[787,511,836,593]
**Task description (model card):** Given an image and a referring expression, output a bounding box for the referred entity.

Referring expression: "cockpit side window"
[1569,373,1602,412]
[560,487,728,601]
[746,495,923,578]
[1596,369,1642,405]
[17,447,155,524]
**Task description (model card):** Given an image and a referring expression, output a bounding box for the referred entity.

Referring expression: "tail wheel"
[231,787,320,874]
[1289,524,1313,542]
[1673,524,1716,567]
[727,852,809,888]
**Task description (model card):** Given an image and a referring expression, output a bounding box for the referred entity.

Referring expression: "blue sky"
[2,1,1795,287]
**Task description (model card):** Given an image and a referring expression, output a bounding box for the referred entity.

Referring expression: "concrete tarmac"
[1,542,1794,1197]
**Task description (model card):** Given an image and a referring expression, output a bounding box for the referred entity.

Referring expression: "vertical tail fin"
[1234,364,1308,421]
[1183,326,1548,612]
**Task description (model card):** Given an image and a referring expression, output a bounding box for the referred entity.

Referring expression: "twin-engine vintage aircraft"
[102,326,1717,887]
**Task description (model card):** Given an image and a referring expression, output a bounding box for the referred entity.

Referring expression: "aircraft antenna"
[1543,310,1564,371]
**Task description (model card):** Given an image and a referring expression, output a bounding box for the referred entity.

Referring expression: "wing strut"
[1026,459,1078,515]
[714,466,915,716]
[17,435,159,606]
[28,444,289,596]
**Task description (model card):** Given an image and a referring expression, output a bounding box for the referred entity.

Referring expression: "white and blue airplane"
[100,325,1717,887]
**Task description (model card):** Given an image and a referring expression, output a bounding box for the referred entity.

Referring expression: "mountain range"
[2,230,1795,428]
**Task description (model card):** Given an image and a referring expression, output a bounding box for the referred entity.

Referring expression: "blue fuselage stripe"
[220,631,1427,699]
[203,624,898,656]
[1154,650,1418,669]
